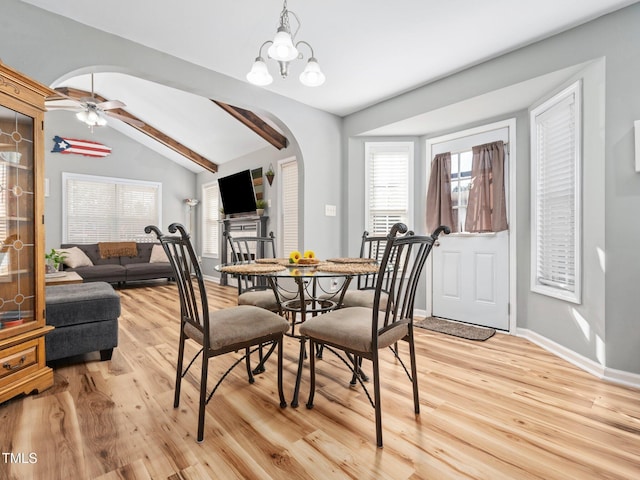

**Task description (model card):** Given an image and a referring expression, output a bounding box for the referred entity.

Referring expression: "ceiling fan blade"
[45,98,82,109]
[97,99,126,110]
[105,111,145,127]
[46,105,84,112]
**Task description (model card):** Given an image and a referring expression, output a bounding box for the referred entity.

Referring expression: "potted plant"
[255,199,267,216]
[45,248,66,274]
[265,165,275,186]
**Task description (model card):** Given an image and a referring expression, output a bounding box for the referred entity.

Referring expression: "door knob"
[434,241,440,247]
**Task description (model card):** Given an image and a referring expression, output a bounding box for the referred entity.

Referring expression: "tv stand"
[220,215,269,285]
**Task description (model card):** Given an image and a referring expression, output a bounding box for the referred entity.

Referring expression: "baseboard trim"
[413,312,640,388]
[517,328,640,389]
[415,309,427,318]
[203,274,220,284]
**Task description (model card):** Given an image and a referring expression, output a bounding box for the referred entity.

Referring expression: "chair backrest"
[145,223,210,347]
[225,231,277,262]
[357,231,389,290]
[224,231,277,294]
[372,223,450,341]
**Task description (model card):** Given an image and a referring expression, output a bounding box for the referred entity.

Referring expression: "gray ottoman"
[45,282,121,362]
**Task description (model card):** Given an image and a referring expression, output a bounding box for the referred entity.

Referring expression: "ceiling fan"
[46,73,145,128]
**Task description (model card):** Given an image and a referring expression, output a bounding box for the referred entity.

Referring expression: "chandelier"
[246,0,325,87]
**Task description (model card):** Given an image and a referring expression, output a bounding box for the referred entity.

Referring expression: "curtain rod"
[437,141,509,157]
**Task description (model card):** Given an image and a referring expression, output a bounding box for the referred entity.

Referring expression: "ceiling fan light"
[75,110,88,123]
[299,58,326,87]
[96,114,108,126]
[267,28,298,61]
[86,109,99,125]
[247,57,274,86]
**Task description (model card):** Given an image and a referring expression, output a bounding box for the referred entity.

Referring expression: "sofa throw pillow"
[58,246,94,268]
[149,244,169,263]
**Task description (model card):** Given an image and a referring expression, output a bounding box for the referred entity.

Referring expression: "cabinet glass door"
[0,104,35,336]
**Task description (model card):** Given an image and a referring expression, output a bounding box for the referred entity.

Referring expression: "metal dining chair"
[145,223,289,442]
[299,223,450,447]
[340,230,390,309]
[224,231,282,313]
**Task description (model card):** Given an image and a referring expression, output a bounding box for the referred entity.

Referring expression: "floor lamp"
[185,198,199,234]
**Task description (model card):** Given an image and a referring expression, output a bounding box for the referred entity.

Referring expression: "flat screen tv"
[218,169,257,216]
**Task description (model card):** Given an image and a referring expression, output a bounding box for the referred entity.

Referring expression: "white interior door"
[432,232,509,330]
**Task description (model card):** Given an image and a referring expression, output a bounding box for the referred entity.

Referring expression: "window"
[365,142,412,235]
[450,150,472,232]
[202,182,219,257]
[279,158,298,255]
[530,81,582,303]
[63,173,161,243]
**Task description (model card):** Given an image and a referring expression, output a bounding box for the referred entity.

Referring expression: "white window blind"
[530,81,582,303]
[365,143,411,236]
[280,159,298,255]
[202,182,219,257]
[63,173,161,243]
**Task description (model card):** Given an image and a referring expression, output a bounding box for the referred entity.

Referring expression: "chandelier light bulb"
[246,57,274,86]
[299,57,326,87]
[268,28,299,62]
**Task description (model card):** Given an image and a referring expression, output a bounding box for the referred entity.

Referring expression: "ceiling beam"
[212,100,288,150]
[53,87,219,173]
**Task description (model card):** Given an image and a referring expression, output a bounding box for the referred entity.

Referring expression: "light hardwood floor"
[1,281,639,480]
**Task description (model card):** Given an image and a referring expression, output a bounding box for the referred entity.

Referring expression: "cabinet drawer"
[0,343,37,381]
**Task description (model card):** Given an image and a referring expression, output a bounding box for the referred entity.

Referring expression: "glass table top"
[216,260,381,278]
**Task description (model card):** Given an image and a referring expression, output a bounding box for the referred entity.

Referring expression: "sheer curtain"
[465,141,508,232]
[426,152,456,233]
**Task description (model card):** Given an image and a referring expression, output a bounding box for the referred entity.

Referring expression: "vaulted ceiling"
[20,0,639,171]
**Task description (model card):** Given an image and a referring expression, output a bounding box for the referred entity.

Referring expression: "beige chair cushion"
[238,289,280,311]
[184,305,289,351]
[340,289,389,310]
[299,306,408,353]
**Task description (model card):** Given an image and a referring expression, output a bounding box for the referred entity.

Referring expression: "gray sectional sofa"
[60,242,174,285]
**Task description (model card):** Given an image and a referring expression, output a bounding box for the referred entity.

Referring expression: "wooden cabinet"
[0,62,55,404]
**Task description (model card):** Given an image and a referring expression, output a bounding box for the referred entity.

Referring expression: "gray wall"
[43,111,197,250]
[342,6,640,374]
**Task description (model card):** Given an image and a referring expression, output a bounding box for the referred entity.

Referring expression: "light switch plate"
[325,204,336,216]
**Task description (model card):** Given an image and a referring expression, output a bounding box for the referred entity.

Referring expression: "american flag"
[51,136,111,157]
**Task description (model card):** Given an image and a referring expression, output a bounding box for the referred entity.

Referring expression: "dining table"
[218,257,382,406]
